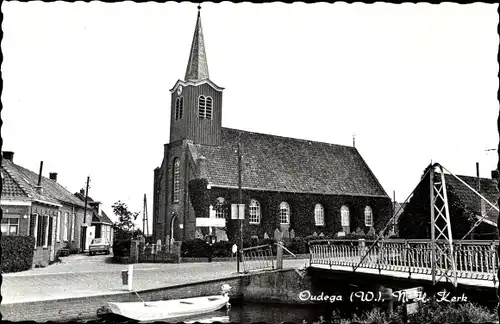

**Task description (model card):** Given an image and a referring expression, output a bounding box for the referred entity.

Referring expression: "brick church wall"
[188,184,392,241]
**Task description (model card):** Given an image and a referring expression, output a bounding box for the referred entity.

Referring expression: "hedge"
[181,239,210,257]
[1,236,35,273]
[181,234,387,258]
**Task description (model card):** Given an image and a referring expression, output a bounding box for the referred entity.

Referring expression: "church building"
[153,8,392,243]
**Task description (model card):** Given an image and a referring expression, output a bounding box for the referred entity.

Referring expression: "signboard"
[231,204,245,220]
[232,244,238,253]
[196,218,226,227]
[406,302,419,315]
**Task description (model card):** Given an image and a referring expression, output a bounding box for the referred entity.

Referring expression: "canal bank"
[1,267,314,322]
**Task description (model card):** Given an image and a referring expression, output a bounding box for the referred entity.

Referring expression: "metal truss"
[430,163,458,287]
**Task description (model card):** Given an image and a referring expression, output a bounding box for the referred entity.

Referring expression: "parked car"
[89,238,111,256]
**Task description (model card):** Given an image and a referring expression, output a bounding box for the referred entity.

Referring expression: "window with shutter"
[36,215,44,247]
[48,217,53,246]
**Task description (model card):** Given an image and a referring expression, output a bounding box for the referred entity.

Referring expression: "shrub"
[66,241,80,254]
[212,241,234,257]
[181,239,210,257]
[407,299,496,324]
[327,299,495,324]
[113,238,131,258]
[285,237,305,254]
[1,236,35,273]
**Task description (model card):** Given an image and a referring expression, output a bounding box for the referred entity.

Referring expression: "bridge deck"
[309,263,498,288]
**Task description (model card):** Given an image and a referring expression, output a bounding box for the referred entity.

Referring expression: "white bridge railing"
[241,244,275,273]
[309,239,499,282]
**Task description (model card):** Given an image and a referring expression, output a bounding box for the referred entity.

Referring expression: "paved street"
[2,254,310,304]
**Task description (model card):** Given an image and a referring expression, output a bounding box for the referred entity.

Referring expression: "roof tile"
[445,174,499,224]
[1,159,85,207]
[192,128,388,197]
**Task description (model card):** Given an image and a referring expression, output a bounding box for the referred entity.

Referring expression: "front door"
[80,226,87,252]
[85,226,95,251]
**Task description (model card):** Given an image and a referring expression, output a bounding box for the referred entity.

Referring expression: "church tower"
[169,7,224,146]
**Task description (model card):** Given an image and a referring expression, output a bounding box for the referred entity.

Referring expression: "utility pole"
[392,190,396,232]
[83,176,90,224]
[143,194,149,237]
[237,143,243,273]
[82,176,90,253]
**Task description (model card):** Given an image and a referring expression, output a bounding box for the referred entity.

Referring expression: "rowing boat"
[106,284,232,322]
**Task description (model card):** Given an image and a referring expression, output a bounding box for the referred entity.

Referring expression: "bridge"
[309,238,498,288]
[307,163,499,289]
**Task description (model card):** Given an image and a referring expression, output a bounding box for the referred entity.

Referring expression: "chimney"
[492,170,499,180]
[91,201,102,216]
[35,161,44,194]
[80,188,85,195]
[49,172,58,182]
[2,151,14,162]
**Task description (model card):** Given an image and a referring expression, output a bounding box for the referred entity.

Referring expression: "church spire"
[185,5,210,82]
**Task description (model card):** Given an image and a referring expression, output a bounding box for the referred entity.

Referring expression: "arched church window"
[249,199,261,224]
[215,197,226,218]
[314,204,324,226]
[173,159,180,203]
[340,205,350,227]
[364,206,373,227]
[279,202,290,224]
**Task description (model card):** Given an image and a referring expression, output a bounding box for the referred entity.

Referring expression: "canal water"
[94,299,381,324]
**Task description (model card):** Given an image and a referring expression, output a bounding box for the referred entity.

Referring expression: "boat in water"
[103,284,232,322]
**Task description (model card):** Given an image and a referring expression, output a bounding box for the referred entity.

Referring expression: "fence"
[241,244,275,273]
[309,239,499,282]
[136,242,181,263]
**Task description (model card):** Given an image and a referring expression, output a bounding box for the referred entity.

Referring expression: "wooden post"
[238,143,243,272]
[276,241,284,269]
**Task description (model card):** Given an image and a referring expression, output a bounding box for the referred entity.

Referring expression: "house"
[398,165,499,240]
[152,8,393,243]
[1,151,93,266]
[74,189,114,246]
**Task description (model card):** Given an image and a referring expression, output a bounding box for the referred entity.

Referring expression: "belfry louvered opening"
[198,95,213,119]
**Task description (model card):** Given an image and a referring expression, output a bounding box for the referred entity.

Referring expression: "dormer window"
[175,96,184,121]
[198,95,213,119]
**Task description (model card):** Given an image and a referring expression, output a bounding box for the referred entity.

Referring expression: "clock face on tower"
[177,85,183,95]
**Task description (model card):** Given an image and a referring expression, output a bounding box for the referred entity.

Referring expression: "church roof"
[191,128,389,198]
[184,9,210,82]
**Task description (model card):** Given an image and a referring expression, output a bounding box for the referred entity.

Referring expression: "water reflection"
[181,302,341,324]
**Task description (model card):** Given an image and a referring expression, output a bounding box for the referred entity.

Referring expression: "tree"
[112,201,140,240]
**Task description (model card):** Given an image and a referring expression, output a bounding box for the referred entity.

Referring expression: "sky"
[2,2,498,234]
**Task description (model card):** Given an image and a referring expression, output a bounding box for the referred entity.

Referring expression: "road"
[2,254,310,304]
